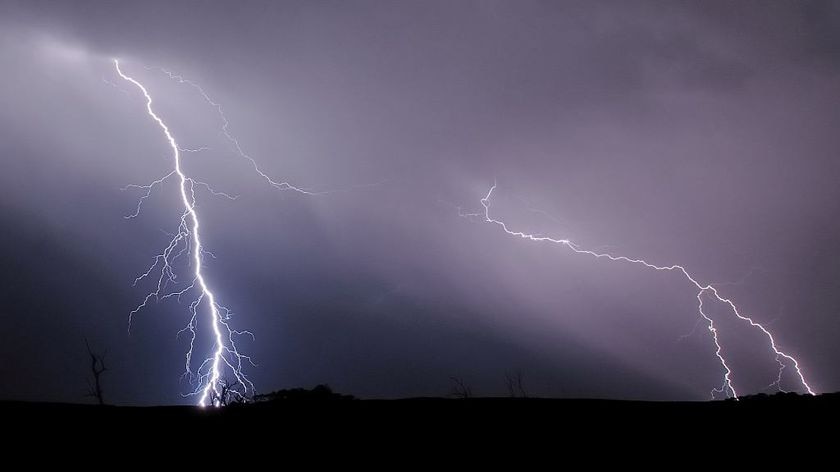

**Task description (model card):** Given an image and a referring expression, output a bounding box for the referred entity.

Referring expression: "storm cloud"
[1,0,839,404]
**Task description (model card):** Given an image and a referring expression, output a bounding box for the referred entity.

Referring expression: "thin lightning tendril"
[121,171,237,220]
[476,183,815,399]
[149,66,391,196]
[149,66,318,195]
[114,59,252,406]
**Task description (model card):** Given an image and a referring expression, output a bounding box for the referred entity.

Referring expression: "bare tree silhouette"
[84,339,107,405]
[505,370,528,398]
[449,376,473,399]
[211,379,243,407]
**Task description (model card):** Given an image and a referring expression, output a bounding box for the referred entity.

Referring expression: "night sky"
[1,0,839,405]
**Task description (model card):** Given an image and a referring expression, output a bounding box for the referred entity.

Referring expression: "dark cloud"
[0,1,838,403]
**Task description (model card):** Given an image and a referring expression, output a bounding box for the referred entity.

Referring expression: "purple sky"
[1,0,839,404]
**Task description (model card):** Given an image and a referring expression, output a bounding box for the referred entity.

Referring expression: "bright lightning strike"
[114,59,253,406]
[474,183,815,399]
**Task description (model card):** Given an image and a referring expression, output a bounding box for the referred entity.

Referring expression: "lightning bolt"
[112,58,382,405]
[475,183,815,399]
[114,59,253,406]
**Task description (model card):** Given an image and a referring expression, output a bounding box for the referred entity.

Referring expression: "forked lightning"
[475,183,815,399]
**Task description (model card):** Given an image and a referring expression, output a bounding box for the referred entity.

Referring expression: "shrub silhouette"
[254,384,355,402]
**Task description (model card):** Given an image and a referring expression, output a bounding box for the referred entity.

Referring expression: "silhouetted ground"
[3,390,836,451]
